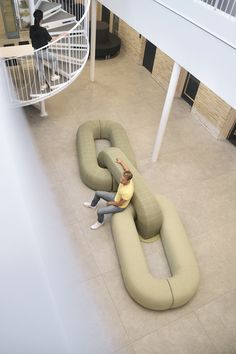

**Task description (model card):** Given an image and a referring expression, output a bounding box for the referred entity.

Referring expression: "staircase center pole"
[28,0,35,25]
[90,0,97,82]
[151,62,181,162]
[40,101,48,117]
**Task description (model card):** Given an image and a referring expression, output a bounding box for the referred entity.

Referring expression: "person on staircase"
[30,9,61,91]
[83,158,134,230]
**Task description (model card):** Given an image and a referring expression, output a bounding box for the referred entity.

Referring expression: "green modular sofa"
[77,120,200,310]
[76,120,136,191]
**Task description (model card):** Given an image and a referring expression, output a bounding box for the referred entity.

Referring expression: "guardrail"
[0,0,90,107]
[198,0,236,19]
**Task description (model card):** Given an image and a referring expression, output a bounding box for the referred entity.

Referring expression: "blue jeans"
[91,191,124,223]
[35,49,58,84]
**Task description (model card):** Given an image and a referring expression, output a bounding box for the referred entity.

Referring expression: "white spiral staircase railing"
[1,0,90,107]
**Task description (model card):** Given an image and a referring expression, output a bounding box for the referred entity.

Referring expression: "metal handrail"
[1,0,90,107]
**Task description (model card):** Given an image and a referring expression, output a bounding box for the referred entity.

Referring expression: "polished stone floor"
[24,50,236,354]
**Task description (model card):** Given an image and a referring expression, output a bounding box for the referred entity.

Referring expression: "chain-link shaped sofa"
[76,120,199,310]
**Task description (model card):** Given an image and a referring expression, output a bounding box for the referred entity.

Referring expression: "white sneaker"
[90,221,104,230]
[40,83,47,91]
[51,74,60,82]
[83,202,97,209]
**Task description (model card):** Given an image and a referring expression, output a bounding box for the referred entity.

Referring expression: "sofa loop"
[77,120,199,310]
[76,120,136,191]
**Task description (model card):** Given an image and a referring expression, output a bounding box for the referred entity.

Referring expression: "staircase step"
[34,0,41,9]
[48,21,78,35]
[42,10,76,30]
[30,71,66,97]
[50,33,88,49]
[38,1,61,18]
[43,58,81,79]
[49,47,88,65]
[30,82,52,97]
[60,59,82,78]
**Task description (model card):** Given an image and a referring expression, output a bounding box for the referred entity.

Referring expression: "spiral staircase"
[1,0,90,108]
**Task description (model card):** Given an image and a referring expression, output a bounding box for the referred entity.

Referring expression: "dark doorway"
[182,73,200,106]
[102,6,110,24]
[143,40,156,73]
[228,121,236,146]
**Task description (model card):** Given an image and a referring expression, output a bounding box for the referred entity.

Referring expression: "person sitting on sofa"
[83,158,134,230]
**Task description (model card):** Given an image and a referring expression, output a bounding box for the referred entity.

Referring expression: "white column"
[90,0,97,82]
[40,100,48,117]
[0,67,106,354]
[28,0,35,25]
[151,62,181,162]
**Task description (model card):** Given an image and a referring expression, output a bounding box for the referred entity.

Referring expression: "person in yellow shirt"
[84,158,134,230]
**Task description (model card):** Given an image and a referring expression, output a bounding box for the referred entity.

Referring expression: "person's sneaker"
[40,83,47,91]
[51,74,60,82]
[83,202,96,209]
[90,221,104,230]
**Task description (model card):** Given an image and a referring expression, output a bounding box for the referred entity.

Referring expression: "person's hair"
[123,170,133,181]
[33,9,43,27]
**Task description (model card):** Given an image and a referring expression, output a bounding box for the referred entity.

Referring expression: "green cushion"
[111,196,200,310]
[76,120,136,191]
[98,147,163,238]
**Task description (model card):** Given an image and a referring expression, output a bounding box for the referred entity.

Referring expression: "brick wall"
[96,3,102,21]
[152,50,174,90]
[118,20,145,64]
[150,48,234,138]
[192,84,232,138]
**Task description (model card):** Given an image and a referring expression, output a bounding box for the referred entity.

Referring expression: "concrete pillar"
[152,62,181,162]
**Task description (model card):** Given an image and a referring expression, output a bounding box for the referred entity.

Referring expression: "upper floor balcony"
[98,0,236,109]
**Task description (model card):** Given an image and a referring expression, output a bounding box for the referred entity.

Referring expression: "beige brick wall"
[118,20,144,64]
[150,48,234,138]
[96,3,102,21]
[152,50,174,90]
[193,84,232,137]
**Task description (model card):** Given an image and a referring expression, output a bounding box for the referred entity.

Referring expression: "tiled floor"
[24,50,236,354]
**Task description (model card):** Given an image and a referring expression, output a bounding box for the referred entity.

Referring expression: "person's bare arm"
[52,32,68,41]
[116,158,129,172]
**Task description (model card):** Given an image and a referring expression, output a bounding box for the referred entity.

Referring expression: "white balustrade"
[198,0,236,18]
[0,0,90,107]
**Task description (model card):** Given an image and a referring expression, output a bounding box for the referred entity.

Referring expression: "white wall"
[0,64,110,354]
[99,0,236,109]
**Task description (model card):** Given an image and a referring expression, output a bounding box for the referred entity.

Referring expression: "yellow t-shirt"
[114,179,134,209]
